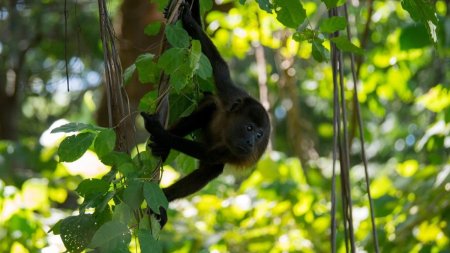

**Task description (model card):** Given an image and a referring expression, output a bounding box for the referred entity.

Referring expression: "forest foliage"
[0,0,449,252]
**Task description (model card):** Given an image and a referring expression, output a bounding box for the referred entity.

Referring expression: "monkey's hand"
[141,112,171,159]
[147,206,168,229]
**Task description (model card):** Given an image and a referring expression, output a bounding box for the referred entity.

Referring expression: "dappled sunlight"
[63,151,109,178]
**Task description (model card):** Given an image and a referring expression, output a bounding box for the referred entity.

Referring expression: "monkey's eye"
[246,125,253,131]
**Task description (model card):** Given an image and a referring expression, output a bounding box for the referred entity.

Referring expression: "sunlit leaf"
[330,36,363,55]
[273,0,306,28]
[312,38,329,62]
[60,214,96,253]
[51,122,102,133]
[319,16,347,33]
[94,128,116,158]
[58,132,96,162]
[401,0,438,43]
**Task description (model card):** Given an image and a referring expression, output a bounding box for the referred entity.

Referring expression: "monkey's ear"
[228,98,243,112]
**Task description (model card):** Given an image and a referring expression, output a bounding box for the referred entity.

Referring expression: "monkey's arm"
[163,162,224,201]
[181,3,247,101]
[142,113,227,162]
[166,97,216,136]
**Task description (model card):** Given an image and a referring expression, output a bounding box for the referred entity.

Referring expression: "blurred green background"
[1,0,449,252]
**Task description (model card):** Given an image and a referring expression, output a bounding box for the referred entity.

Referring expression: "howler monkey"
[141,0,270,203]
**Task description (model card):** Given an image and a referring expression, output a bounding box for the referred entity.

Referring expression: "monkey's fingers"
[146,206,168,228]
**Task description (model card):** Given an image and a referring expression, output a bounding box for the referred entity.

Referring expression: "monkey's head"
[224,97,270,162]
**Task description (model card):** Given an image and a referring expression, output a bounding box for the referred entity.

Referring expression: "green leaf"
[312,39,329,62]
[153,0,169,11]
[293,29,315,42]
[143,182,168,215]
[123,180,144,209]
[200,0,213,17]
[49,220,61,235]
[88,221,131,249]
[51,122,102,133]
[330,36,363,55]
[100,151,132,167]
[158,48,192,91]
[196,54,212,80]
[76,179,110,198]
[166,21,190,48]
[123,64,136,85]
[158,48,189,74]
[117,162,138,177]
[138,90,158,112]
[401,0,438,43]
[138,229,162,253]
[319,16,347,33]
[256,0,273,13]
[144,22,162,36]
[400,23,431,50]
[190,40,202,70]
[273,0,306,29]
[321,0,346,9]
[94,129,116,158]
[60,214,96,253]
[58,132,96,162]
[136,53,160,84]
[112,202,133,225]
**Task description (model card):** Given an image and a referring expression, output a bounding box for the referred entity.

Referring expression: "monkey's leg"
[163,162,224,201]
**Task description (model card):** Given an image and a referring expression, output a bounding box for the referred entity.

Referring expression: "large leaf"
[166,21,190,48]
[143,182,168,215]
[123,180,144,209]
[51,122,102,133]
[58,132,96,162]
[312,38,329,62]
[88,221,131,250]
[400,23,431,50]
[319,16,347,33]
[76,178,110,199]
[273,0,306,29]
[136,53,160,84]
[138,229,162,253]
[60,214,96,253]
[94,128,116,158]
[330,36,363,55]
[401,0,438,43]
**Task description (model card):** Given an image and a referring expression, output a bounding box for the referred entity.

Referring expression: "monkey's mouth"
[235,145,252,155]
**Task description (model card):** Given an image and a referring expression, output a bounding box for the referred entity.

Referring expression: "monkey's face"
[225,103,270,158]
